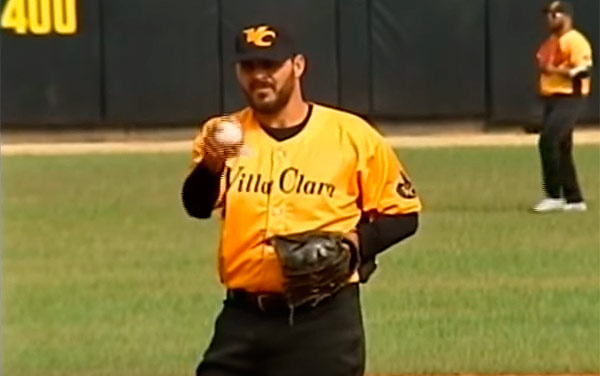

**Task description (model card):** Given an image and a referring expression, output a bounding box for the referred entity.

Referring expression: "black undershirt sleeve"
[357,212,419,266]
[181,161,223,219]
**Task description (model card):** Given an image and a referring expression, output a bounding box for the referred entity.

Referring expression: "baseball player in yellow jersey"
[532,1,592,213]
[182,23,421,376]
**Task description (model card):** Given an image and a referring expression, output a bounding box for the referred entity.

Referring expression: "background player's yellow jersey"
[538,29,593,96]
[191,104,422,293]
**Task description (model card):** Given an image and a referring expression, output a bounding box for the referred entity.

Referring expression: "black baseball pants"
[538,96,586,203]
[195,284,365,376]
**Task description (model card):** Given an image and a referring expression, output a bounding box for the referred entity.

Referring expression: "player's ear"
[234,62,244,82]
[291,54,306,78]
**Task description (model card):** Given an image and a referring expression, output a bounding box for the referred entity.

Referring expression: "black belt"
[226,286,349,314]
[226,290,296,313]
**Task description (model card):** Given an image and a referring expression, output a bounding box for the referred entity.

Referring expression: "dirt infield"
[2,129,599,155]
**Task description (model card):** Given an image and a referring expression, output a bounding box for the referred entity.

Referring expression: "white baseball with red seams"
[214,121,243,145]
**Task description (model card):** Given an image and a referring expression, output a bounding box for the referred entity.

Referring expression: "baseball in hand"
[214,121,243,145]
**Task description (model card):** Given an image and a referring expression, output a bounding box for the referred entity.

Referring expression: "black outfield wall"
[1,0,597,127]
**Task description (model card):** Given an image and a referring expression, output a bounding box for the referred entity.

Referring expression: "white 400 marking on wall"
[1,0,77,35]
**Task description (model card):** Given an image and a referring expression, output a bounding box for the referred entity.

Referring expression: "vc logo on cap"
[243,25,277,47]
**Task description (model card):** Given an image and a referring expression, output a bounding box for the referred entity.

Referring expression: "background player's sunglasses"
[545,11,565,18]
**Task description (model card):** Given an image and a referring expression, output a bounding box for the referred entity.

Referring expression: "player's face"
[236,56,302,114]
[546,11,566,32]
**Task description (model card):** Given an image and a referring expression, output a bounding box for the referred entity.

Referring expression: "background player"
[532,1,593,213]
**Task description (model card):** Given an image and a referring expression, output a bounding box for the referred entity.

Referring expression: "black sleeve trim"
[357,212,419,261]
[181,161,223,219]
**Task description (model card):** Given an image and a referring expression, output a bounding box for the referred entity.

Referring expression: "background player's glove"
[270,231,359,308]
[536,37,559,70]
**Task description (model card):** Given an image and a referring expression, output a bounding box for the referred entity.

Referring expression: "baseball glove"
[270,231,359,309]
[537,37,561,67]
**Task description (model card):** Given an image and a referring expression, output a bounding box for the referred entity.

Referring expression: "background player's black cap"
[543,1,574,16]
[234,24,296,62]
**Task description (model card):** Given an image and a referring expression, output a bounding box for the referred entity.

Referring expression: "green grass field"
[2,146,599,376]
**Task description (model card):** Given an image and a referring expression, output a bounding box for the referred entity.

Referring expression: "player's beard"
[243,71,295,115]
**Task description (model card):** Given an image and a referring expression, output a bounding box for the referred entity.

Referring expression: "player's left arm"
[356,137,422,261]
[567,33,593,78]
[546,33,593,78]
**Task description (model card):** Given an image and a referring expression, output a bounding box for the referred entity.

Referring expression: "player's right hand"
[202,119,243,173]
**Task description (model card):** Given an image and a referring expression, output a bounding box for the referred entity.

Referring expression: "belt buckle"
[257,294,269,312]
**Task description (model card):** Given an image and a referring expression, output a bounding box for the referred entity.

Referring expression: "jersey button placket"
[269,147,287,234]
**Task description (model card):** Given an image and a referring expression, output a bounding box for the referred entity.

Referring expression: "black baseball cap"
[234,24,296,62]
[543,1,574,16]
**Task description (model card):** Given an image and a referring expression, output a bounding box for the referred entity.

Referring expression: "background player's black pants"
[196,284,365,376]
[538,96,586,203]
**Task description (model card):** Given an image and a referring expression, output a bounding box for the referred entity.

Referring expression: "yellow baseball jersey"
[190,104,421,293]
[538,29,593,96]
